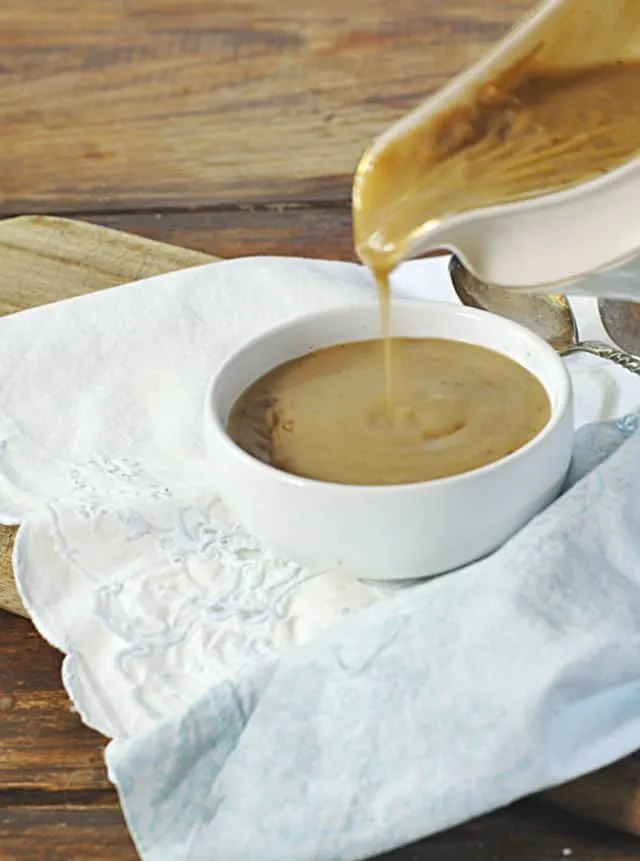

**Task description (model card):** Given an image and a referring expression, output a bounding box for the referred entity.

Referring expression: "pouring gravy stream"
[354,48,640,397]
[229,9,640,489]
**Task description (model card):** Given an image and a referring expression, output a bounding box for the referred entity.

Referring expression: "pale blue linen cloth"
[107,414,640,861]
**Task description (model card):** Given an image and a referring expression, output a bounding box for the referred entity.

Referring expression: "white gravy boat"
[354,0,640,296]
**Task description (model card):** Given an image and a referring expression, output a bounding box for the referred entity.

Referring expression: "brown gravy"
[354,58,640,277]
[227,338,550,486]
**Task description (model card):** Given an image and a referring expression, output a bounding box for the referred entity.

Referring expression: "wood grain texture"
[0,215,212,316]
[0,611,111,792]
[0,527,21,617]
[0,0,532,213]
[377,802,640,860]
[546,759,640,837]
[85,206,358,261]
[0,803,138,861]
[1,795,639,861]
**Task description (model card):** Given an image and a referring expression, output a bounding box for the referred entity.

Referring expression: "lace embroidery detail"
[13,413,640,737]
[69,457,172,501]
[42,486,374,729]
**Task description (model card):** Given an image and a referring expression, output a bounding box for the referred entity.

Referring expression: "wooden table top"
[2,2,640,859]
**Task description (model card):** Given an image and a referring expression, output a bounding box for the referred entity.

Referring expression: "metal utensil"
[449,256,640,376]
[599,299,640,356]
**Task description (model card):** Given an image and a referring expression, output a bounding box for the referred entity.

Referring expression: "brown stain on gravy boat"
[354,55,640,277]
[354,48,640,395]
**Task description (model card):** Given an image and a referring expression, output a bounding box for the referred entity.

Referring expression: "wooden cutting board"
[0,214,638,839]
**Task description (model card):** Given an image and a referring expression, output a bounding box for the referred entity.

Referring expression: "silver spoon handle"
[561,340,640,375]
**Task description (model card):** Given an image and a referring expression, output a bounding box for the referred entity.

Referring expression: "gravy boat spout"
[353,0,640,293]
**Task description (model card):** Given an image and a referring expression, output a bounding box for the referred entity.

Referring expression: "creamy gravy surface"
[227,338,550,486]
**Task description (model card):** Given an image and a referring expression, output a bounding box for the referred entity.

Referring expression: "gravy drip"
[354,59,640,275]
[227,338,551,486]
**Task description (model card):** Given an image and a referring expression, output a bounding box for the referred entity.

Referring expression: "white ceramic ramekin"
[203,300,573,580]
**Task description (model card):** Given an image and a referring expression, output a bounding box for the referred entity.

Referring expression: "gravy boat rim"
[354,0,640,280]
[407,154,640,284]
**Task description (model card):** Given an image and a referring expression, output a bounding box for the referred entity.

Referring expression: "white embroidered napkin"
[106,414,640,861]
[2,254,639,746]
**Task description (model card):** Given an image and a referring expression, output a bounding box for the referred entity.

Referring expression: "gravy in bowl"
[227,337,550,486]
